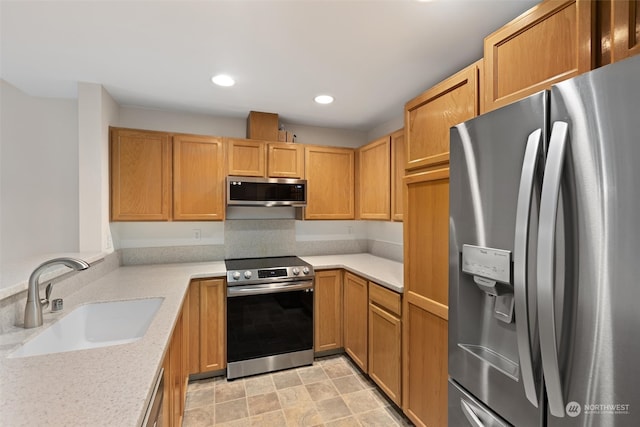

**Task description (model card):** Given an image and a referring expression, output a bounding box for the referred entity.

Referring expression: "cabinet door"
[187,280,201,375]
[173,134,225,221]
[304,146,355,219]
[402,167,449,427]
[369,302,401,406]
[403,302,448,427]
[227,138,266,177]
[171,310,184,427]
[358,136,391,220]
[343,272,368,372]
[405,63,479,171]
[314,270,343,352]
[110,128,171,221]
[612,0,640,61]
[390,129,405,221]
[268,142,304,178]
[199,278,226,372]
[484,0,594,112]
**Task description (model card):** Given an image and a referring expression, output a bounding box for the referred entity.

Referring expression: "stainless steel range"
[225,256,314,380]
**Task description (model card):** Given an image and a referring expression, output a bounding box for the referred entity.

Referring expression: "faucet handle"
[41,283,52,309]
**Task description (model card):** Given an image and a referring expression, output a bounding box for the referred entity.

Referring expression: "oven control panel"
[227,265,314,284]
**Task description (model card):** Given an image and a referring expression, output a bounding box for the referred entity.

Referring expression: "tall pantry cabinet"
[402,61,481,427]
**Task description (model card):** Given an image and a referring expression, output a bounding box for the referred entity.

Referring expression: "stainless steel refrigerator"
[448,54,640,427]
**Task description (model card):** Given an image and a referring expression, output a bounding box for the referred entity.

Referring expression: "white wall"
[366,115,404,142]
[0,80,79,263]
[281,122,367,148]
[118,106,246,137]
[78,83,119,253]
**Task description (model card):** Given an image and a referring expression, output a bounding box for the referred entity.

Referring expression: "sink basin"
[9,297,164,358]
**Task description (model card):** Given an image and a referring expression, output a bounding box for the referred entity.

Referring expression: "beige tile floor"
[182,354,414,426]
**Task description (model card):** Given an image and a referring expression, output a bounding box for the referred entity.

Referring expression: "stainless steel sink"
[9,297,164,358]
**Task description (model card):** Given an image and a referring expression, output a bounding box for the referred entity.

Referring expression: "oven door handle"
[227,281,314,297]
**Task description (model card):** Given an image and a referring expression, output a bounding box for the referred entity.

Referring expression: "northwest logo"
[566,401,582,417]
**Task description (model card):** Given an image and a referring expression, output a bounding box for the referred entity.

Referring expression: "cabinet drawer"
[369,282,401,317]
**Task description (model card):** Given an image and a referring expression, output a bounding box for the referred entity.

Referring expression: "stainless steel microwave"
[226,176,307,207]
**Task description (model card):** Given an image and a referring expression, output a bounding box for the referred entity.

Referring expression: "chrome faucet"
[24,257,90,328]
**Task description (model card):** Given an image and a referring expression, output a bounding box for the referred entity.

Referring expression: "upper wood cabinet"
[304,145,355,220]
[391,129,405,222]
[314,269,343,353]
[110,128,172,221]
[227,138,304,178]
[405,62,480,171]
[227,138,266,177]
[612,0,640,61]
[358,136,391,220]
[246,111,279,141]
[268,142,304,178]
[173,134,225,221]
[484,0,594,112]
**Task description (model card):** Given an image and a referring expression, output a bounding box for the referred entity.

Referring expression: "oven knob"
[302,267,310,275]
[232,271,241,280]
[292,267,300,275]
[244,270,252,279]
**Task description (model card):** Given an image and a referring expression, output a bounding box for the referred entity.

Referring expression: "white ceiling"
[1,0,538,131]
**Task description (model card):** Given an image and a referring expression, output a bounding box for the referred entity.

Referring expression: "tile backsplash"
[225,219,296,259]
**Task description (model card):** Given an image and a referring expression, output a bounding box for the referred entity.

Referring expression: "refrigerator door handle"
[537,120,569,417]
[461,399,486,427]
[513,128,542,407]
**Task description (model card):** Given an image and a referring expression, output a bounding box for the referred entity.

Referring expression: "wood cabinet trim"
[406,291,448,321]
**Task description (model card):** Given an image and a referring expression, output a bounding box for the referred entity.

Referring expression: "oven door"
[226,280,314,378]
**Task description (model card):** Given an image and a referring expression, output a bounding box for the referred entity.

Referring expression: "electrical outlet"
[193,229,201,240]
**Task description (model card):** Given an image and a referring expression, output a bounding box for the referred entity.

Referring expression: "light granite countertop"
[0,253,402,426]
[302,253,403,293]
[0,261,227,427]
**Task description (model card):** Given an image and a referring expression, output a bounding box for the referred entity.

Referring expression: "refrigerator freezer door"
[449,379,510,427]
[449,91,547,427]
[546,55,640,426]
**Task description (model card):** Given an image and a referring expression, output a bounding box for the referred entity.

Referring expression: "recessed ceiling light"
[314,95,334,104]
[211,74,235,87]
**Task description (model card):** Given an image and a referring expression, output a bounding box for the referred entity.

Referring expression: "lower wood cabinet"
[343,272,368,372]
[192,278,226,373]
[162,299,187,427]
[200,278,226,371]
[368,282,402,406]
[314,269,343,352]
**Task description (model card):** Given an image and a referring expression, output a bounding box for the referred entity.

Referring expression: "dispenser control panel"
[462,244,511,284]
